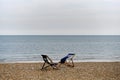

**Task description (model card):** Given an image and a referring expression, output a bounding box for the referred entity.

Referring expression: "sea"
[0,35,120,63]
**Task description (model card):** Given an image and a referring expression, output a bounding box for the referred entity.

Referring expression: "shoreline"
[0,60,120,64]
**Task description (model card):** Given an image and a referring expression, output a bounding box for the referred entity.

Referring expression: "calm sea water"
[0,35,120,63]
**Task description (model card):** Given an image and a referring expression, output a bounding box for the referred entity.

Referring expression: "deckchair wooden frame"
[59,53,75,67]
[41,55,57,70]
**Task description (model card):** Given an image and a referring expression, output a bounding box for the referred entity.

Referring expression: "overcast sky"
[0,0,120,35]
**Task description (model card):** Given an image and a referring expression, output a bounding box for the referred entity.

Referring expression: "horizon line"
[0,34,120,36]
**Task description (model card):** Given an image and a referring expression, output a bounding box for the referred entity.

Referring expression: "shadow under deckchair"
[41,55,58,70]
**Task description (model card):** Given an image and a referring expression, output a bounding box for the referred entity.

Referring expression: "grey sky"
[0,0,120,35]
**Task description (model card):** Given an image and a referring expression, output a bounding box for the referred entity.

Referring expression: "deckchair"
[41,55,58,70]
[58,53,75,67]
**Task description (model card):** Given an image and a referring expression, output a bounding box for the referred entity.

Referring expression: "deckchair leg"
[69,59,74,67]
[44,64,58,69]
[66,59,74,67]
[41,62,51,70]
[71,59,74,67]
[41,62,46,69]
